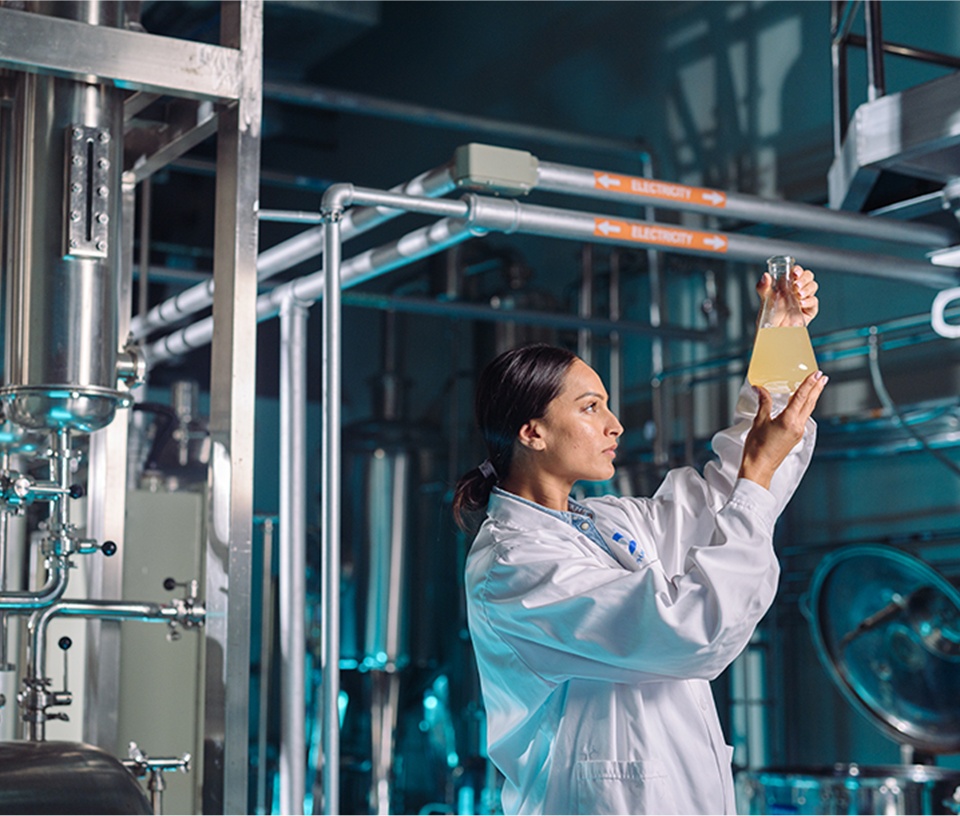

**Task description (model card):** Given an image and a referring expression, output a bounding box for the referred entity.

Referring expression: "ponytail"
[453,462,498,531]
[452,343,577,533]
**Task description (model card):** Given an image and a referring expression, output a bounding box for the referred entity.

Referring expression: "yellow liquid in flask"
[747,326,817,395]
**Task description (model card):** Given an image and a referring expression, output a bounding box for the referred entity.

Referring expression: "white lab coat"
[464,385,816,815]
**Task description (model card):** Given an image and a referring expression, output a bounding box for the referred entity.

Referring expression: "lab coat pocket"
[574,759,678,815]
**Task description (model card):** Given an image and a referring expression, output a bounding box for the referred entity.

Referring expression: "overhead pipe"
[262,81,651,162]
[535,160,955,248]
[146,185,959,366]
[337,292,711,343]
[129,164,456,341]
[278,296,308,816]
[147,215,475,365]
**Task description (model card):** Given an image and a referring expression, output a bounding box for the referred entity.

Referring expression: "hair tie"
[478,459,498,481]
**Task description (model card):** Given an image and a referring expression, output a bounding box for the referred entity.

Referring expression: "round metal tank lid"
[804,545,960,753]
[0,740,151,814]
[0,386,131,433]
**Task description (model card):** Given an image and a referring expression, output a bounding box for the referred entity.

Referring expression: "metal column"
[203,2,262,813]
[279,298,309,815]
[320,189,347,816]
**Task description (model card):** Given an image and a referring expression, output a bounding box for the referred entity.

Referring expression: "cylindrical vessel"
[0,740,152,814]
[2,1,127,432]
[738,764,960,815]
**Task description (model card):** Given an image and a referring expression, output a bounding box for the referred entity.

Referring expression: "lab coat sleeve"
[703,378,817,516]
[472,478,781,686]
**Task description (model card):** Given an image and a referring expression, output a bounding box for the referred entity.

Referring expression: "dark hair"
[452,344,577,530]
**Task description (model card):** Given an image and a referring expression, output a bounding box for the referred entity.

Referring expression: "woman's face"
[530,358,624,484]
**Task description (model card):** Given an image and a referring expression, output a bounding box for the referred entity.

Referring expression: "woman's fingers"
[792,265,819,325]
[787,370,828,420]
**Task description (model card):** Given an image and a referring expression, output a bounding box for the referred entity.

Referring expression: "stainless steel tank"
[2,1,127,433]
[0,740,152,814]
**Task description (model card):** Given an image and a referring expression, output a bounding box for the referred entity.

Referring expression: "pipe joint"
[320,183,355,220]
[279,291,312,317]
[116,341,147,391]
[462,192,523,235]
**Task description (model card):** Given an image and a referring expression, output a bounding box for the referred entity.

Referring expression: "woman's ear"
[517,420,545,451]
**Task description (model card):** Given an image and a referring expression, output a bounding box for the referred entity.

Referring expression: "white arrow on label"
[701,191,725,206]
[703,235,727,250]
[596,174,621,189]
[596,220,622,236]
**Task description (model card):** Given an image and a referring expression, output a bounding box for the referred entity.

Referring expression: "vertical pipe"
[608,252,622,421]
[830,0,848,157]
[578,245,594,367]
[257,517,275,816]
[321,212,343,816]
[865,0,886,101]
[643,155,669,470]
[138,177,151,318]
[279,298,308,816]
[203,3,262,812]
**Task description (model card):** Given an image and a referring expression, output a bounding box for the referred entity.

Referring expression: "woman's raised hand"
[738,370,828,489]
[756,264,820,328]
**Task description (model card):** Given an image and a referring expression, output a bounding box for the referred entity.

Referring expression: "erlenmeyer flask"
[746,255,817,395]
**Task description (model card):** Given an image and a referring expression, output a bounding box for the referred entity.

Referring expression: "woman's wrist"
[738,456,774,490]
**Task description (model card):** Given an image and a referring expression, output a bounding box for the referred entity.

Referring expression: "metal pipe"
[640,153,670,471]
[147,217,476,365]
[578,244,593,365]
[831,0,848,158]
[129,165,456,341]
[257,517,276,816]
[535,160,954,248]
[865,0,886,101]
[262,80,651,161]
[458,194,958,287]
[146,186,959,366]
[320,186,347,816]
[28,599,180,687]
[0,560,69,610]
[844,33,960,70]
[337,292,711,342]
[23,597,200,742]
[137,176,151,318]
[608,251,622,420]
[279,297,308,816]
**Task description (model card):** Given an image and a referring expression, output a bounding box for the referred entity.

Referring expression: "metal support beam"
[0,6,242,102]
[202,2,262,813]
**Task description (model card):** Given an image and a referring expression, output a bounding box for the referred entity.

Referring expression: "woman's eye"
[585,402,597,413]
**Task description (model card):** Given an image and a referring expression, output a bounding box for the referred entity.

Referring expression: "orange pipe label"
[593,218,729,252]
[593,172,727,208]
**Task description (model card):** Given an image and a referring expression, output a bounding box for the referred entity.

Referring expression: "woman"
[455,266,826,815]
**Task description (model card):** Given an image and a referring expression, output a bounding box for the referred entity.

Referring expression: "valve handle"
[100,540,117,557]
[68,484,84,500]
[163,577,177,591]
[58,636,72,651]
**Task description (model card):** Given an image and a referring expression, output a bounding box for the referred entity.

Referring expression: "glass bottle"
[746,255,817,395]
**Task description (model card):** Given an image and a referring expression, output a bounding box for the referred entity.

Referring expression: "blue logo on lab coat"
[612,531,645,564]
